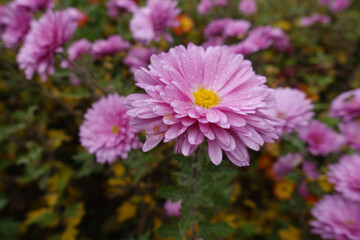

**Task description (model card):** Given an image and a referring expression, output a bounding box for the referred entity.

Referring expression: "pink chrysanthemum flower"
[0,4,33,49]
[203,18,251,47]
[61,38,92,69]
[231,26,290,56]
[164,199,182,217]
[302,161,319,179]
[299,14,331,27]
[298,120,345,156]
[330,0,350,12]
[124,47,155,73]
[310,194,360,240]
[130,0,180,44]
[107,0,138,18]
[224,20,251,38]
[15,0,54,11]
[92,35,130,58]
[197,0,212,14]
[16,8,81,81]
[330,89,360,121]
[238,0,257,15]
[328,154,360,202]
[80,93,142,164]
[264,87,314,135]
[125,44,279,166]
[273,153,303,178]
[339,121,360,151]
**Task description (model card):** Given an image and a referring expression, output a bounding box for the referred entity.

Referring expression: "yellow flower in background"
[318,175,333,193]
[173,15,194,35]
[275,20,292,31]
[117,202,137,223]
[274,180,295,200]
[278,226,301,240]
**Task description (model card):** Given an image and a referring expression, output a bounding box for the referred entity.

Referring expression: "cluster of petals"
[327,154,360,203]
[323,0,351,12]
[15,0,54,11]
[79,93,142,164]
[339,121,360,151]
[61,38,92,69]
[299,14,331,27]
[124,46,156,73]
[302,161,319,179]
[263,87,314,135]
[204,18,251,40]
[230,26,290,56]
[125,44,279,167]
[130,0,180,44]
[238,0,257,15]
[0,3,33,48]
[330,88,360,121]
[273,153,303,179]
[92,35,130,58]
[298,120,345,156]
[310,194,360,240]
[197,0,228,15]
[164,199,182,217]
[16,8,82,81]
[107,0,138,18]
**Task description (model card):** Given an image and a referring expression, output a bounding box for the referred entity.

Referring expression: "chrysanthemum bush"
[1,0,360,239]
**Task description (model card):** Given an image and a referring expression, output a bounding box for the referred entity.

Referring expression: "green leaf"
[157,186,188,201]
[0,196,8,211]
[157,224,179,239]
[201,221,235,237]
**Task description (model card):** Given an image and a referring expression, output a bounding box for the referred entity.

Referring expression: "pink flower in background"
[310,194,360,240]
[130,0,180,44]
[299,14,331,27]
[15,0,54,11]
[214,0,228,6]
[0,4,33,48]
[61,38,92,68]
[204,18,251,43]
[204,18,232,39]
[238,0,257,15]
[231,26,290,55]
[16,9,80,81]
[318,0,331,5]
[330,0,350,12]
[339,121,360,151]
[92,35,130,58]
[80,94,142,164]
[125,44,279,167]
[224,20,251,38]
[302,161,319,179]
[124,47,155,73]
[328,154,360,202]
[197,0,212,14]
[273,153,303,178]
[197,0,227,14]
[107,0,138,18]
[330,89,360,121]
[164,199,182,217]
[263,87,314,135]
[298,120,345,156]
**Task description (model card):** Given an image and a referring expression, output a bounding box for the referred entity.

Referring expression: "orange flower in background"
[77,12,89,27]
[274,180,295,200]
[172,15,193,35]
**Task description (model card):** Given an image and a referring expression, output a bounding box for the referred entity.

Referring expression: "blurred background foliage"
[0,0,360,239]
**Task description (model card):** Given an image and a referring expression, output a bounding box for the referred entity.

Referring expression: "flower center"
[112,125,119,134]
[193,88,220,109]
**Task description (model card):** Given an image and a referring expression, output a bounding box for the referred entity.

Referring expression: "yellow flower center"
[112,125,119,134]
[345,219,355,225]
[193,88,220,109]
